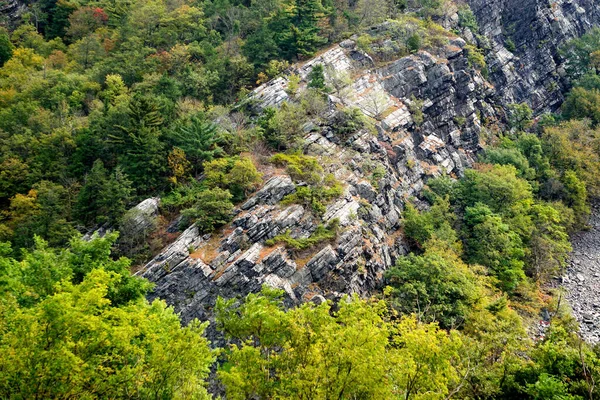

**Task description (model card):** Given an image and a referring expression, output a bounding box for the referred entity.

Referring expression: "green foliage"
[457,5,479,32]
[0,268,214,399]
[277,0,330,59]
[528,203,572,282]
[457,164,534,227]
[0,27,13,67]
[507,103,533,131]
[215,286,464,400]
[307,63,327,90]
[266,218,339,250]
[167,115,225,173]
[562,87,600,126]
[203,157,263,203]
[75,159,133,226]
[505,38,516,52]
[281,178,344,215]
[462,203,526,292]
[109,96,168,194]
[465,44,487,74]
[180,187,234,232]
[0,232,150,308]
[271,153,344,214]
[258,103,309,150]
[482,146,537,182]
[331,107,366,137]
[543,120,600,199]
[386,244,482,329]
[407,33,422,53]
[412,0,448,19]
[161,180,208,211]
[402,196,457,249]
[561,28,600,80]
[408,95,425,126]
[0,182,78,249]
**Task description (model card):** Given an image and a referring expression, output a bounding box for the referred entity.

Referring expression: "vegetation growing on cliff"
[1,0,600,399]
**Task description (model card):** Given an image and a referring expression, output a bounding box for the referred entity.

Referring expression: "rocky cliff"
[466,0,600,111]
[139,1,600,328]
[140,27,498,327]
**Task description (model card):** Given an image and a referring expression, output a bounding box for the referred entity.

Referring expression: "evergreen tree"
[0,27,13,67]
[167,115,224,174]
[76,160,133,226]
[110,96,168,193]
[278,0,329,59]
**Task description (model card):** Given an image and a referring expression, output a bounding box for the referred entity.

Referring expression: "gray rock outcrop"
[141,29,498,328]
[140,3,600,335]
[467,0,600,111]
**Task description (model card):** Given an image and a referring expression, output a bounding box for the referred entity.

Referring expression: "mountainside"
[142,32,495,326]
[467,0,600,110]
[4,0,600,397]
[141,0,600,329]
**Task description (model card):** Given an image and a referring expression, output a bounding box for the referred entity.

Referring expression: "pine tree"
[278,0,329,59]
[75,160,133,226]
[0,27,13,67]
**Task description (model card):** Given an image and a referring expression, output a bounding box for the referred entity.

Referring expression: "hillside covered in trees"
[2,0,600,398]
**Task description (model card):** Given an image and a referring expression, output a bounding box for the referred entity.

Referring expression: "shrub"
[271,153,344,214]
[203,157,263,202]
[458,6,479,32]
[258,103,308,150]
[180,188,234,232]
[330,107,365,137]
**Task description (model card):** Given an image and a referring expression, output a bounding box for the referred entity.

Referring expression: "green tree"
[76,160,133,226]
[507,103,533,131]
[180,187,234,232]
[0,27,14,67]
[308,63,327,90]
[561,28,600,80]
[278,0,329,59]
[258,103,308,150]
[216,286,464,400]
[562,87,600,126]
[0,269,214,399]
[167,115,225,173]
[528,203,572,282]
[463,203,526,292]
[110,96,168,193]
[386,244,482,329]
[457,164,534,236]
[402,197,457,249]
[203,156,263,202]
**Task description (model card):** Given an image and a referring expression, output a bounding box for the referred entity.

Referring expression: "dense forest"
[2,0,600,398]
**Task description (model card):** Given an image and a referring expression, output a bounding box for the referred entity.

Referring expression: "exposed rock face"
[0,0,26,23]
[83,197,160,241]
[141,3,600,332]
[467,0,600,111]
[141,28,499,327]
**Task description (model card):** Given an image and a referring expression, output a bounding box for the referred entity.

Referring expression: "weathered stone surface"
[467,0,600,111]
[83,197,160,241]
[241,176,296,210]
